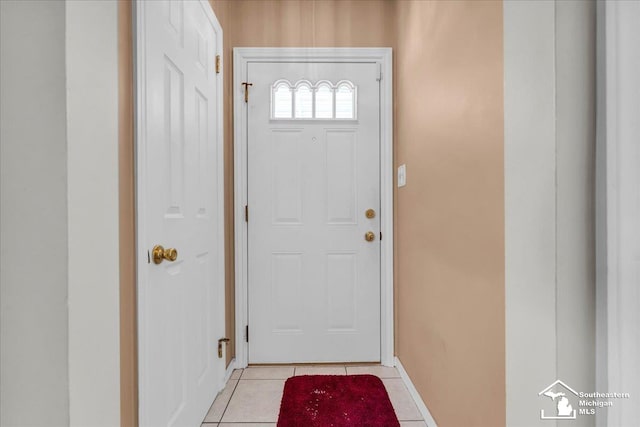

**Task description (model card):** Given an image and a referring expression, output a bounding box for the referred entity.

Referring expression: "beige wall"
[395,1,505,426]
[118,1,137,426]
[209,0,396,366]
[209,1,506,425]
[224,0,395,47]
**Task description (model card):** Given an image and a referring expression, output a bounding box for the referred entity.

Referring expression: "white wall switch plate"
[398,164,406,187]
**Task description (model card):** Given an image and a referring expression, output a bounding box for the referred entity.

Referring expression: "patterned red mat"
[277,374,400,427]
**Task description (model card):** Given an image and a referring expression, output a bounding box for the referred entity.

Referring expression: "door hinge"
[380,232,383,241]
[245,325,249,342]
[242,82,253,103]
[215,55,221,74]
[217,337,230,358]
[245,205,249,222]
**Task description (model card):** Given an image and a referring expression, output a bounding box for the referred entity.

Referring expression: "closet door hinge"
[245,205,249,222]
[215,55,221,74]
[245,325,249,342]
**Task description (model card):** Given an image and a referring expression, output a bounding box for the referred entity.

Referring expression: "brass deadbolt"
[365,209,376,219]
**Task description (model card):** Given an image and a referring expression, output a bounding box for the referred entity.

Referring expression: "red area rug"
[277,374,400,427]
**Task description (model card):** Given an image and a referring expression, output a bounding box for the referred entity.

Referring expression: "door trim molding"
[233,47,394,367]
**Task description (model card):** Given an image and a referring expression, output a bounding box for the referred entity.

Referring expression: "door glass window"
[294,82,313,118]
[273,81,293,118]
[271,79,356,120]
[315,82,333,119]
[335,82,355,119]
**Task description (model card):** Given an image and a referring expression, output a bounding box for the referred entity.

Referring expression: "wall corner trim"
[395,357,438,427]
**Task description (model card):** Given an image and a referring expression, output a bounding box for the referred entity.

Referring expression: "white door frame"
[233,47,394,368]
[134,0,225,423]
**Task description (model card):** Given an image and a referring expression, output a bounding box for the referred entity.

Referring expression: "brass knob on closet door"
[364,231,376,242]
[152,245,178,264]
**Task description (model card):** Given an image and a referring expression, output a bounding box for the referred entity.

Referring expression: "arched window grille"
[271,79,356,120]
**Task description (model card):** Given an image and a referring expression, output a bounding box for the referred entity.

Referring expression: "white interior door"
[136,1,224,426]
[247,61,381,363]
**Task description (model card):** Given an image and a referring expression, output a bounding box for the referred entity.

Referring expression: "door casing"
[233,47,394,368]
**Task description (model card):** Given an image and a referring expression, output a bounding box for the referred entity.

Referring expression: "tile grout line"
[217,372,242,424]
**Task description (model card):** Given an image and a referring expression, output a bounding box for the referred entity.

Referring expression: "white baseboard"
[394,356,438,427]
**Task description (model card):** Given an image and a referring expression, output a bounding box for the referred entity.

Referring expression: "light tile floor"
[201,365,427,427]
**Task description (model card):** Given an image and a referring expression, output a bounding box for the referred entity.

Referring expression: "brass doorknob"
[152,245,178,264]
[364,231,376,242]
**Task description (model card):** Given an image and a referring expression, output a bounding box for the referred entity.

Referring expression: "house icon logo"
[539,380,578,420]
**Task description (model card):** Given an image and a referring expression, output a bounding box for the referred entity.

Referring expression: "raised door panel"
[325,129,357,225]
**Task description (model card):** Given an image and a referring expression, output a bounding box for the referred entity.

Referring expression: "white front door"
[136,1,224,426]
[247,61,381,363]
